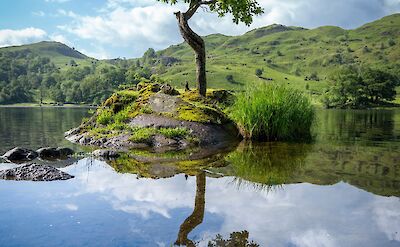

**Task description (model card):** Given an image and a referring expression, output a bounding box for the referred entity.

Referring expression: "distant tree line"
[0,50,159,105]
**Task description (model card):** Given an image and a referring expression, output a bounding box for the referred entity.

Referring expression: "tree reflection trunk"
[175,172,206,246]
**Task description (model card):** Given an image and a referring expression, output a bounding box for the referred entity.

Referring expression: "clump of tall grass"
[229,83,315,141]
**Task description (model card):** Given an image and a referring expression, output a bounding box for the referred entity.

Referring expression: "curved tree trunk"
[175,11,207,96]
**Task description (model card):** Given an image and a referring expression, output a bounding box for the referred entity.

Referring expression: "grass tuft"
[159,127,189,139]
[229,83,315,141]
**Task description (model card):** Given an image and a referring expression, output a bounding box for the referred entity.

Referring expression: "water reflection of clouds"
[62,159,400,247]
[65,159,196,218]
[373,196,400,241]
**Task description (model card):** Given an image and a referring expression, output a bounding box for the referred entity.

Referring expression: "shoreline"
[0,103,97,108]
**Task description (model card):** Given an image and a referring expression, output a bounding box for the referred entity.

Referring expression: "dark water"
[0,107,399,247]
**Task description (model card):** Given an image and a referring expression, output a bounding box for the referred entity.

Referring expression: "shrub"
[255,68,263,77]
[388,39,396,47]
[229,83,315,141]
[226,74,234,83]
[96,109,114,125]
[129,128,157,143]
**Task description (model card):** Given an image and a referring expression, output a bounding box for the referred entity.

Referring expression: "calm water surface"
[0,107,399,247]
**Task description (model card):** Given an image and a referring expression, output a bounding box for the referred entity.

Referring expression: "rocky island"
[65,81,240,153]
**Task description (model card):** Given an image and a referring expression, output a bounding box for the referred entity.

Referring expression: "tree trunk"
[175,172,206,246]
[175,12,207,96]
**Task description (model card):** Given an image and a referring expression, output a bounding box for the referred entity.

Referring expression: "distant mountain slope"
[149,14,400,93]
[0,41,94,68]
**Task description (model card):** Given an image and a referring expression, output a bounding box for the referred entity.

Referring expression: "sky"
[0,0,399,59]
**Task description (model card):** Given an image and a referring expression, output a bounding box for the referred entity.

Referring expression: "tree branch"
[184,0,217,20]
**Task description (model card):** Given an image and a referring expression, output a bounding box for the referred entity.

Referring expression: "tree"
[323,67,398,108]
[158,0,263,96]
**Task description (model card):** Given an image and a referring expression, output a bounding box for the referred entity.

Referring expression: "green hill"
[144,14,400,102]
[0,14,399,105]
[0,41,96,68]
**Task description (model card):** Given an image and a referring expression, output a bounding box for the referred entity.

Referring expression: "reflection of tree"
[207,231,259,247]
[175,172,206,246]
[174,172,260,247]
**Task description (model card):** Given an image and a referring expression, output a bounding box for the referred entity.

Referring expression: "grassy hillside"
[149,14,400,101]
[0,14,398,105]
[0,41,97,68]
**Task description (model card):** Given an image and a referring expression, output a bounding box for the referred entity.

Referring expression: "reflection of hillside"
[296,144,400,197]
[222,142,400,197]
[316,109,397,144]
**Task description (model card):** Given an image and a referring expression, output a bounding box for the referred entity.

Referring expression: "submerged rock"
[1,147,38,162]
[37,147,74,159]
[92,149,120,158]
[0,163,74,181]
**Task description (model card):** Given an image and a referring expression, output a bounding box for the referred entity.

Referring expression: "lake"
[0,107,399,247]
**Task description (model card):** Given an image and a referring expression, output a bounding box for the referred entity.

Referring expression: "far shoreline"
[0,103,97,108]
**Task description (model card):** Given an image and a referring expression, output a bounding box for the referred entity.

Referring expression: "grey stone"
[37,147,60,159]
[36,147,74,159]
[0,163,74,181]
[57,147,74,157]
[152,134,178,148]
[129,114,238,147]
[92,149,120,158]
[1,147,38,162]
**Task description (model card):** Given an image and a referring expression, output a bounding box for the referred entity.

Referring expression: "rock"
[0,163,74,181]
[37,147,60,159]
[129,114,238,148]
[64,127,81,137]
[148,93,183,114]
[36,147,74,160]
[57,147,74,157]
[1,147,38,162]
[151,134,179,153]
[79,136,92,145]
[92,149,120,158]
[160,84,179,95]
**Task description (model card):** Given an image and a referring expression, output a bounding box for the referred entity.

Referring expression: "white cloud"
[59,159,400,246]
[55,0,400,58]
[49,34,70,44]
[0,28,48,47]
[291,229,336,247]
[373,197,400,241]
[32,11,46,17]
[57,4,183,58]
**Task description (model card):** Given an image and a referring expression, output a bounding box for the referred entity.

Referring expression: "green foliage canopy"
[323,67,399,108]
[158,0,263,25]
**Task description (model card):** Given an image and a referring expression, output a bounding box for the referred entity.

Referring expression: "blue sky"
[0,0,399,59]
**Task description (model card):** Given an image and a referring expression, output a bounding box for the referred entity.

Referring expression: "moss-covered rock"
[65,82,239,152]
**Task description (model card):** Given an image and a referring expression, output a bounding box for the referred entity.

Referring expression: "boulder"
[129,114,238,148]
[0,163,74,181]
[1,147,38,162]
[57,147,74,157]
[92,149,120,158]
[36,147,74,160]
[37,147,60,159]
